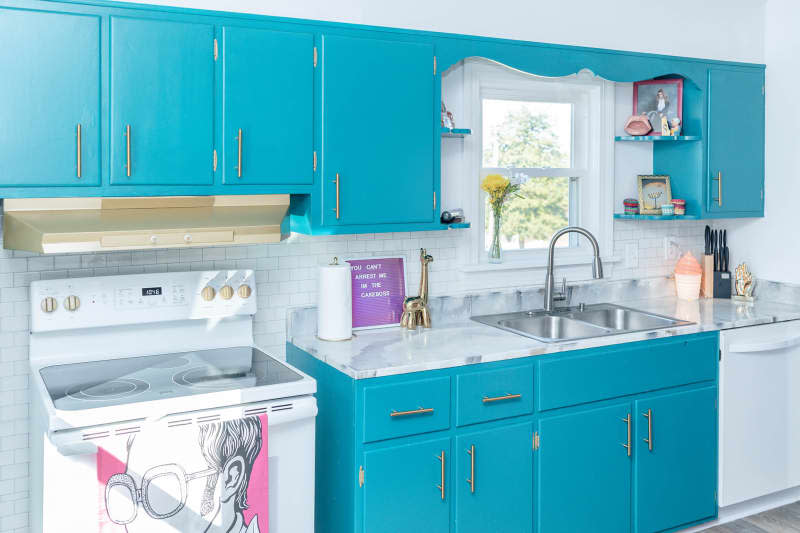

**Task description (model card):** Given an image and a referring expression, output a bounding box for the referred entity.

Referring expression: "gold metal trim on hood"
[3,194,290,254]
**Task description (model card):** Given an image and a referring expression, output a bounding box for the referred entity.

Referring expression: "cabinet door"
[222,26,313,185]
[708,68,765,216]
[363,437,449,533]
[321,34,435,227]
[0,9,100,187]
[538,402,632,533]
[110,16,214,186]
[454,422,533,533]
[634,387,717,533]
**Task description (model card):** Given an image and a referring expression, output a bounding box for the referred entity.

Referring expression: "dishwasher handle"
[729,334,800,354]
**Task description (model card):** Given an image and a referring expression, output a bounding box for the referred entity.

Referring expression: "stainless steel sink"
[472,303,692,343]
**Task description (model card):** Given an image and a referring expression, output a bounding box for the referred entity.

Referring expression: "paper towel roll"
[317,258,352,341]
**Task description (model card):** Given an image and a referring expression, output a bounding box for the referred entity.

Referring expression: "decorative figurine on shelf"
[669,117,682,136]
[624,114,652,136]
[733,263,755,302]
[400,248,434,329]
[441,102,454,130]
[660,115,671,136]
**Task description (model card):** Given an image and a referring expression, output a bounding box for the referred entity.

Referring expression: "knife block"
[701,255,714,298]
[714,271,732,299]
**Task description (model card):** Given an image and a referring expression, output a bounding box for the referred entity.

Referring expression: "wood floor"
[705,501,800,532]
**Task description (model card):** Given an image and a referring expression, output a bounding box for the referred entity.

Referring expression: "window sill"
[459,254,621,274]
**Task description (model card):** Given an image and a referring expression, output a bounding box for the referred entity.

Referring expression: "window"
[458,60,614,268]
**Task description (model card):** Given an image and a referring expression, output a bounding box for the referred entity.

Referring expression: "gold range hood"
[2,195,290,254]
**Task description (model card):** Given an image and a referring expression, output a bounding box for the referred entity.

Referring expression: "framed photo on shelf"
[633,78,683,136]
[638,175,672,214]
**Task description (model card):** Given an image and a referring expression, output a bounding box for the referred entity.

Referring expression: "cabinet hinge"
[714,490,718,503]
[313,151,317,172]
[533,431,540,451]
[213,149,218,172]
[433,55,437,76]
[358,465,364,487]
[313,46,318,67]
[433,191,437,211]
[213,38,218,61]
[762,85,765,96]
[761,188,764,201]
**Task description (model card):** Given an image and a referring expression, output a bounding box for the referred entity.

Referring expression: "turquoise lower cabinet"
[363,437,450,533]
[286,333,719,533]
[707,67,765,216]
[320,34,435,227]
[538,402,632,533]
[454,422,533,533]
[221,26,314,185]
[634,387,718,533]
[0,8,100,187]
[110,16,214,186]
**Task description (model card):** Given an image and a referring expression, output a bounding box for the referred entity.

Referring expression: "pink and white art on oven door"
[96,414,268,533]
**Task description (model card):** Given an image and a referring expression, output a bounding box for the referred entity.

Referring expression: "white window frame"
[458,60,615,272]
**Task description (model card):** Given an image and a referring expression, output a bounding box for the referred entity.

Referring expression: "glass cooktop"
[39,346,303,411]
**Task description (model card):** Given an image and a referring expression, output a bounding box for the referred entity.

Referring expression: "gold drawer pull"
[621,413,631,457]
[390,407,434,418]
[643,409,654,451]
[482,393,521,404]
[76,124,82,178]
[236,128,243,178]
[713,171,722,207]
[332,172,340,219]
[466,445,475,493]
[125,124,131,177]
[436,450,445,500]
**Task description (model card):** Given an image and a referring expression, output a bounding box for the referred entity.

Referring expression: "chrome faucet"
[544,226,604,311]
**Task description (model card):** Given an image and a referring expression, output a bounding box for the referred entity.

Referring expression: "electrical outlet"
[663,237,680,260]
[624,242,638,269]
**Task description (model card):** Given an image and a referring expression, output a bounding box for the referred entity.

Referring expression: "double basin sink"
[472,303,692,343]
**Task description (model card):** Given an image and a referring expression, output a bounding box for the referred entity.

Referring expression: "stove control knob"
[238,284,252,299]
[201,286,216,301]
[220,285,234,300]
[64,295,80,312]
[41,297,57,313]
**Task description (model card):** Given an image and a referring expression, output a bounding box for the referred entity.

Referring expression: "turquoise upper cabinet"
[707,67,765,216]
[454,422,533,533]
[0,8,100,187]
[538,402,632,533]
[321,34,435,227]
[362,437,450,533]
[221,26,314,185]
[110,16,214,186]
[634,387,718,533]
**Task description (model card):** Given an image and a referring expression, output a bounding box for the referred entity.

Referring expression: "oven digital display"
[141,287,162,296]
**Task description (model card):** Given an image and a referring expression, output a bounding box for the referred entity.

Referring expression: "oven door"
[34,396,316,533]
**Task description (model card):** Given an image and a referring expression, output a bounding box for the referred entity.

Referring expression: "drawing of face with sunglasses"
[104,417,263,533]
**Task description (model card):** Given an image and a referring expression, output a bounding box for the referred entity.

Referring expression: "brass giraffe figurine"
[400,249,434,329]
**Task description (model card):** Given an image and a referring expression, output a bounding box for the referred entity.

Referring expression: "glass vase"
[488,210,502,263]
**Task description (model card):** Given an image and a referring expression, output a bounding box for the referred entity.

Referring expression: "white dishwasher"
[719,320,800,507]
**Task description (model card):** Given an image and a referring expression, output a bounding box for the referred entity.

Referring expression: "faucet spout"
[543,226,603,312]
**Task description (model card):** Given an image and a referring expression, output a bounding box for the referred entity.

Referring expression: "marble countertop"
[288,280,800,379]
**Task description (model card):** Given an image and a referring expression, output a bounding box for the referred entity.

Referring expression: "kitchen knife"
[704,225,711,255]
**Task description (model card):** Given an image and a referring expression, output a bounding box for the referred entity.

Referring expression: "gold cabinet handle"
[390,407,433,418]
[76,124,82,178]
[621,413,631,456]
[436,450,445,500]
[466,445,475,493]
[332,173,340,219]
[482,393,521,404]
[125,124,131,177]
[713,171,722,207]
[643,409,653,451]
[236,128,243,178]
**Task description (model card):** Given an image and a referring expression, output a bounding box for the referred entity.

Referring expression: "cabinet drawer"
[455,365,533,426]
[362,376,450,442]
[538,334,717,411]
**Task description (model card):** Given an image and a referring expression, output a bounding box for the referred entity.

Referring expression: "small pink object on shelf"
[623,114,652,136]
[674,251,703,300]
[671,198,686,215]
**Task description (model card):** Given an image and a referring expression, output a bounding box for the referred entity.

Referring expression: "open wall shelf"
[615,135,701,142]
[440,128,471,138]
[614,213,700,221]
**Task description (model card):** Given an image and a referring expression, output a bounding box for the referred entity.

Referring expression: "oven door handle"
[729,334,800,354]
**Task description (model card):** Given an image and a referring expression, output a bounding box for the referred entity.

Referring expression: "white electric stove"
[29,270,316,533]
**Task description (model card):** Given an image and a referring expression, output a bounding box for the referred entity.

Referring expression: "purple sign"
[347,257,406,329]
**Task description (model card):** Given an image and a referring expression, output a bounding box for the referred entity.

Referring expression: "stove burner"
[173,366,254,390]
[66,378,150,402]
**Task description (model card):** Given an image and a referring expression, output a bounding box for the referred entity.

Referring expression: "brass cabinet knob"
[220,285,234,300]
[201,286,216,301]
[237,284,252,299]
[41,297,57,313]
[64,295,80,312]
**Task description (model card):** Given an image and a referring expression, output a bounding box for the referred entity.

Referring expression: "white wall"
[123,0,766,63]
[724,0,799,283]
